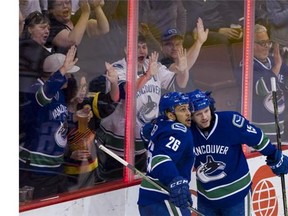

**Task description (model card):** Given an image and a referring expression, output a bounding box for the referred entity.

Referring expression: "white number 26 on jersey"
[166,136,181,151]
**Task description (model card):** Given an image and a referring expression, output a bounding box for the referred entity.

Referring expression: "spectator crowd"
[19,0,288,207]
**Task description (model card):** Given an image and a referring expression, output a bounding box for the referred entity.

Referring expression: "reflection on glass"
[19,0,269,206]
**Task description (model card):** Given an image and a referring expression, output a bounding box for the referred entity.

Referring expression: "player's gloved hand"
[140,122,154,148]
[140,118,161,149]
[169,176,192,209]
[266,149,288,176]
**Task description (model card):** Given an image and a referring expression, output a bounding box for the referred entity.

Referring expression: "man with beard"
[19,46,79,200]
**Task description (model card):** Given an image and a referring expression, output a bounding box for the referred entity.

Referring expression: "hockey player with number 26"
[137,92,195,216]
[189,89,288,216]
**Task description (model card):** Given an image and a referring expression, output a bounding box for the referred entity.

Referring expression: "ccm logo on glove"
[170,179,189,188]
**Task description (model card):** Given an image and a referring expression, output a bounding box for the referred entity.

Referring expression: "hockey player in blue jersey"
[138,92,195,216]
[19,46,79,199]
[188,89,288,216]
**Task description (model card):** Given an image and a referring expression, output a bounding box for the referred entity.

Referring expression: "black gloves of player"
[140,121,154,149]
[140,117,162,149]
[169,176,192,209]
[266,149,288,176]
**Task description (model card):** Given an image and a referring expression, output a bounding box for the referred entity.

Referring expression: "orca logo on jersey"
[264,92,285,114]
[197,155,227,183]
[138,95,158,124]
[54,121,68,148]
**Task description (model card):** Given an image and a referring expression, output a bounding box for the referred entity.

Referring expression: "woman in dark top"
[45,0,109,54]
[19,10,51,81]
[19,11,52,152]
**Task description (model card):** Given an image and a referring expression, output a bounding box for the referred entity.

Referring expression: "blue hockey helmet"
[159,92,189,116]
[188,89,215,112]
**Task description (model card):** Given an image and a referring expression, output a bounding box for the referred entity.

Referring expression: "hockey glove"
[140,122,154,149]
[169,176,192,209]
[266,149,288,176]
[140,118,159,149]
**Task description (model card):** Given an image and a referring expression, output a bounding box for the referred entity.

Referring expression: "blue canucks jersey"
[191,111,276,207]
[138,118,194,206]
[19,71,69,174]
[251,57,287,142]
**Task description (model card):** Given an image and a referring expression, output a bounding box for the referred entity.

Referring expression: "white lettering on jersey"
[52,104,68,119]
[246,125,257,134]
[136,84,161,97]
[165,136,181,151]
[146,142,155,172]
[194,145,229,156]
[151,124,158,136]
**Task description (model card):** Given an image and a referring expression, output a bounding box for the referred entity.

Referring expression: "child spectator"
[64,62,120,189]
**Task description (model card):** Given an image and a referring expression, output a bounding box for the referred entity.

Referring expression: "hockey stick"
[99,144,204,216]
[271,77,288,216]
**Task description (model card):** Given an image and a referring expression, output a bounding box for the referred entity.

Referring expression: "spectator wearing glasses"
[160,18,208,93]
[46,0,109,54]
[266,0,288,142]
[236,24,288,144]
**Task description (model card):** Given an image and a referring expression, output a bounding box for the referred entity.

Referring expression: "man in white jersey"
[95,34,189,181]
